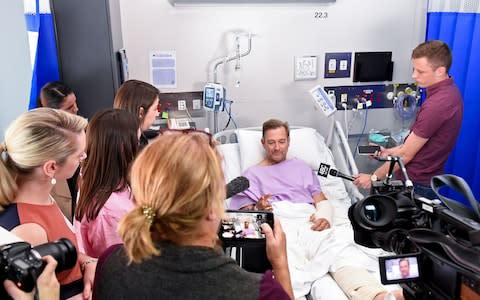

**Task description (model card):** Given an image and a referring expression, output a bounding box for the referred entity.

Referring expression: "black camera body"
[0,238,77,293]
[348,157,480,299]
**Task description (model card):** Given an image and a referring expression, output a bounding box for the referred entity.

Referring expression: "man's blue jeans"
[413,182,438,200]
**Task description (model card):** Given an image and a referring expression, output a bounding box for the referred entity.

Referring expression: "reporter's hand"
[261,218,293,299]
[3,255,59,300]
[256,194,273,211]
[353,173,373,189]
[309,215,330,231]
[262,217,287,268]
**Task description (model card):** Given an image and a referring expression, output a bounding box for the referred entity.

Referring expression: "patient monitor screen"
[204,87,215,109]
[220,211,274,240]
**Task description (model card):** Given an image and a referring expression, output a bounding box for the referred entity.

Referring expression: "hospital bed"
[214,122,393,300]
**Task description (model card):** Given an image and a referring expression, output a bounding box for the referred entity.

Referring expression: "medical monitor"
[353,52,393,82]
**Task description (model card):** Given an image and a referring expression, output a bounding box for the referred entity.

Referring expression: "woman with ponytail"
[0,108,97,299]
[93,130,294,300]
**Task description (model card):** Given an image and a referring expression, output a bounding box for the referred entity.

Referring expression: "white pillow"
[237,127,328,171]
[217,143,242,183]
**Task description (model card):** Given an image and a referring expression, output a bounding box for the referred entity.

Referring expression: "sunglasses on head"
[159,128,217,147]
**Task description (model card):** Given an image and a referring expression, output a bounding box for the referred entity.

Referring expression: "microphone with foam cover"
[226,176,250,199]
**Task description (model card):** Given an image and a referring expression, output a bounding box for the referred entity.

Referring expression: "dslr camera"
[348,156,480,300]
[0,238,77,294]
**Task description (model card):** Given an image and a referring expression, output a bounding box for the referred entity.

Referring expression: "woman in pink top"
[75,109,139,258]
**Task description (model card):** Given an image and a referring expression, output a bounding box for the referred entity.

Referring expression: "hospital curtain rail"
[425,0,480,203]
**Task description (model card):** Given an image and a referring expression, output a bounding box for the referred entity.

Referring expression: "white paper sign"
[150,51,177,88]
[294,56,317,80]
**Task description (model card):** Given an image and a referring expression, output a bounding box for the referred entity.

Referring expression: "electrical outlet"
[192,99,201,110]
[178,100,186,111]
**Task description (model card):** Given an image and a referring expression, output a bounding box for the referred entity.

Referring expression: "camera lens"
[32,238,77,272]
[353,194,398,230]
[364,204,380,222]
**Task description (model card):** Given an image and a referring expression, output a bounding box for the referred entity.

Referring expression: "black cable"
[222,100,233,131]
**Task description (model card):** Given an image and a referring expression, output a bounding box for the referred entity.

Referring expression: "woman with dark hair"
[38,81,79,115]
[75,109,139,258]
[113,79,160,149]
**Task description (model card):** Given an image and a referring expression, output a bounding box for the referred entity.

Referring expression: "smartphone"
[219,210,274,243]
[378,253,421,285]
[357,145,381,155]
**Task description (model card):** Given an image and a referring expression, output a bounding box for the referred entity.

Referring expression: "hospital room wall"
[119,0,427,140]
[0,1,31,141]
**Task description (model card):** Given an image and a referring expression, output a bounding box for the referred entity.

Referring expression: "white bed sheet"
[215,127,395,300]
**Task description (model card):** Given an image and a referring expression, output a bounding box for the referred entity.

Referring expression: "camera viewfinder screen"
[220,212,272,240]
[384,257,419,281]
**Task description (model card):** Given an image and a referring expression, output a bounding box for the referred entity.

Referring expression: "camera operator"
[3,255,59,300]
[354,40,463,200]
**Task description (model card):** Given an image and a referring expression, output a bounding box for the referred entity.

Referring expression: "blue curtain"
[426,6,480,202]
[24,0,60,109]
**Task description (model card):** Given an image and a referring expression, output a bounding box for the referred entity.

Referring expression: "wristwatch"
[370,174,378,181]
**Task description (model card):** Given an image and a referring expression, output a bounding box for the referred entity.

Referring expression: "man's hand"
[309,214,331,231]
[354,173,373,189]
[256,194,273,211]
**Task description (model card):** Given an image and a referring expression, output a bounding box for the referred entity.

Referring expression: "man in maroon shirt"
[354,40,464,199]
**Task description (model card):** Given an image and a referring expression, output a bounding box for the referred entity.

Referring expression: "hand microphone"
[318,163,355,182]
[226,176,250,199]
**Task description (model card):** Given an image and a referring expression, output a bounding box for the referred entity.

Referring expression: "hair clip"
[142,206,156,225]
[1,143,7,161]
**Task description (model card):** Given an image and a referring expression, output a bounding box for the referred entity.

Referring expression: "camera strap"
[408,228,480,274]
[430,174,480,222]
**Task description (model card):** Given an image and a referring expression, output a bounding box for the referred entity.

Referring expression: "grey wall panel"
[51,0,123,119]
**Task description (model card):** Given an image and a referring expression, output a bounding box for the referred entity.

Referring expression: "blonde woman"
[38,81,80,221]
[93,130,294,300]
[0,108,97,300]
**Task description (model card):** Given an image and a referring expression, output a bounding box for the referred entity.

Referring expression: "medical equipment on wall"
[203,82,225,112]
[391,85,418,144]
[309,85,337,117]
[207,31,255,133]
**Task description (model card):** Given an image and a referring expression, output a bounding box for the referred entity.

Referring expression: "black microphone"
[329,168,355,181]
[226,176,250,198]
[318,163,355,181]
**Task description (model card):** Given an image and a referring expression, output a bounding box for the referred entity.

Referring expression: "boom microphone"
[318,163,355,182]
[226,176,250,199]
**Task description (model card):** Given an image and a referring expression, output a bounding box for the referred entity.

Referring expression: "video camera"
[348,156,480,300]
[0,238,77,296]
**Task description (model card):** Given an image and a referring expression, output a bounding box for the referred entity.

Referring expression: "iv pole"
[211,33,253,134]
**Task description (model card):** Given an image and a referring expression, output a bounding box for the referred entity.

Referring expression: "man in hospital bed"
[230,119,403,300]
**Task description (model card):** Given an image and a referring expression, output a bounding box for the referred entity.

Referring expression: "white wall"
[0,1,31,141]
[119,0,427,136]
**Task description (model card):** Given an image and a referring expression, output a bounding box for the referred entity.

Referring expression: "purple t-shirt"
[397,78,463,185]
[229,159,322,209]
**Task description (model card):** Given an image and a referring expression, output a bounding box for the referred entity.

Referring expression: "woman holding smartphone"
[93,130,293,300]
